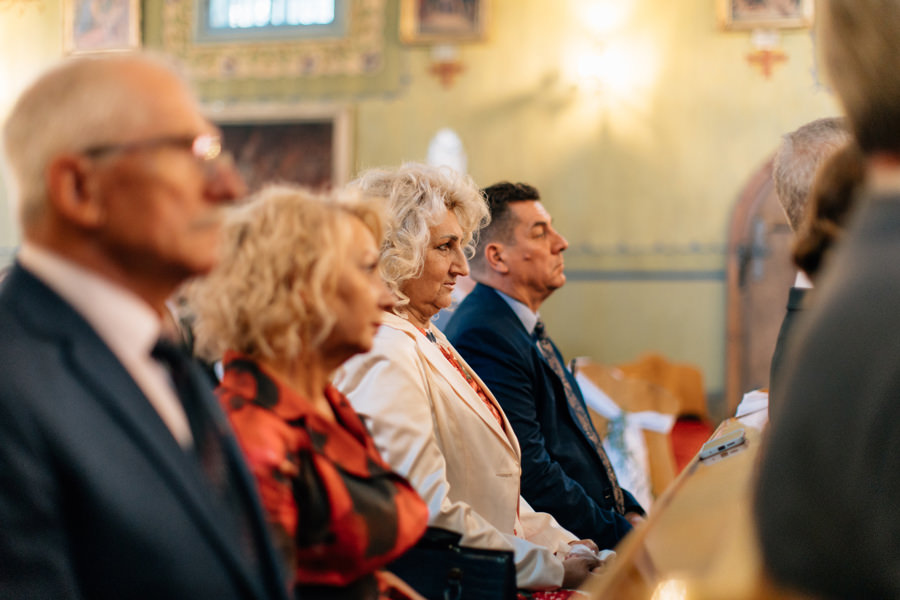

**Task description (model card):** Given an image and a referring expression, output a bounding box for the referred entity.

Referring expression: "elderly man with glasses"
[0,54,289,600]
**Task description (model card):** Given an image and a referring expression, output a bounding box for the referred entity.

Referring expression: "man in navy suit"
[0,54,288,600]
[445,182,644,549]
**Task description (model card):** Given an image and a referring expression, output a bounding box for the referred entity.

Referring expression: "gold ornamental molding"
[159,0,386,81]
[0,0,43,15]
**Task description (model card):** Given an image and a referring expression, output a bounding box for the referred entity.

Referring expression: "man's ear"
[484,242,510,274]
[46,154,105,229]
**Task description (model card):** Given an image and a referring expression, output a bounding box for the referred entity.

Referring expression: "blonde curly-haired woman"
[188,184,428,600]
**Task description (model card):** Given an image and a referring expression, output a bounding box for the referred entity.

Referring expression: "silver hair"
[772,117,849,231]
[350,162,489,310]
[1,52,190,227]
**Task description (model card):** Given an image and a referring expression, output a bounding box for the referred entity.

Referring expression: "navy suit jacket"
[445,284,642,548]
[0,264,289,600]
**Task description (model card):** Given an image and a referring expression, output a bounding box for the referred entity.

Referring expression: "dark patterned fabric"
[152,339,257,566]
[533,320,625,515]
[217,352,428,599]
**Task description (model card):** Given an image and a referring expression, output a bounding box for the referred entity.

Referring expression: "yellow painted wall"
[0,0,62,256]
[352,0,838,406]
[0,0,840,406]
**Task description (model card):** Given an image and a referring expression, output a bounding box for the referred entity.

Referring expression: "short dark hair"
[469,182,540,272]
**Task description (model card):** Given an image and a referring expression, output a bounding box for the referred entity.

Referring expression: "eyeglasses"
[81,133,233,174]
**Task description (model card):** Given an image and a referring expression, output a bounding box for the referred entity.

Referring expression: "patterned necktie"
[533,320,626,514]
[152,338,228,487]
[151,338,258,564]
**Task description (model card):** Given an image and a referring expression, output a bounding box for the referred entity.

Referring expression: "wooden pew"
[581,416,810,599]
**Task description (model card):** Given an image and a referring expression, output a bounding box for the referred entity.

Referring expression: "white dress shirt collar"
[494,288,540,335]
[794,271,813,289]
[17,242,193,446]
[18,242,161,357]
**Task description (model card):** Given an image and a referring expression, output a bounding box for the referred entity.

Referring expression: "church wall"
[0,0,840,405]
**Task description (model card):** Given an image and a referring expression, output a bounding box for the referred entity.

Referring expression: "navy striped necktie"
[533,320,626,514]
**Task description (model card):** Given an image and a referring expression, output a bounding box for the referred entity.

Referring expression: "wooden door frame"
[725,155,776,413]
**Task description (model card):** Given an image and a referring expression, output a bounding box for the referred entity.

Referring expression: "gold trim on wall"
[160,0,385,80]
[0,0,44,16]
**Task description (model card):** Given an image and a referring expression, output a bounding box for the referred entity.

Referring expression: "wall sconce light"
[745,29,787,79]
[575,42,630,94]
[563,1,656,108]
[566,34,658,111]
[400,0,487,90]
[428,44,465,89]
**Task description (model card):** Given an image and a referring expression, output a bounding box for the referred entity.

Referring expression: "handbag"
[387,527,517,600]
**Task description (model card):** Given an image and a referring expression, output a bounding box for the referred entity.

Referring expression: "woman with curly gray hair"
[335,163,602,592]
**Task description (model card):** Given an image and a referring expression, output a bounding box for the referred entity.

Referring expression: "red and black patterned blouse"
[217,351,428,600]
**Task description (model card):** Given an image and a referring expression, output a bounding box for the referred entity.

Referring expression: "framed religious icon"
[64,0,140,53]
[400,0,488,44]
[207,104,353,193]
[717,0,813,30]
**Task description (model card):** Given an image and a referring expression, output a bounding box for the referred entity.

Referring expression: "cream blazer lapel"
[382,312,519,458]
[336,310,571,590]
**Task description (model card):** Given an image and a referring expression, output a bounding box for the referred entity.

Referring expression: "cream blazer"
[334,312,576,590]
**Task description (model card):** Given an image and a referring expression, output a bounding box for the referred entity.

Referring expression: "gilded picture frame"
[64,0,140,53]
[400,0,488,44]
[717,0,813,30]
[206,104,353,193]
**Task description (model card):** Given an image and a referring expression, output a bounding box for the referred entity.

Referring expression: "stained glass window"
[197,0,344,41]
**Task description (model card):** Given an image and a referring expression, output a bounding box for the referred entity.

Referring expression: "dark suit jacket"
[0,264,288,600]
[445,284,642,548]
[755,194,900,599]
[768,285,808,418]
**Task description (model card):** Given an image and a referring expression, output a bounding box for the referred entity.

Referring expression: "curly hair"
[793,142,866,280]
[350,163,489,310]
[186,183,385,363]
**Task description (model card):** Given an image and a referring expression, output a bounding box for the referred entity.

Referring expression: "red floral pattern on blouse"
[217,351,428,596]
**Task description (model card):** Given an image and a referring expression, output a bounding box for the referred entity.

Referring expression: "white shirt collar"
[794,270,813,289]
[17,242,193,446]
[17,242,161,369]
[494,288,540,335]
[865,162,900,194]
